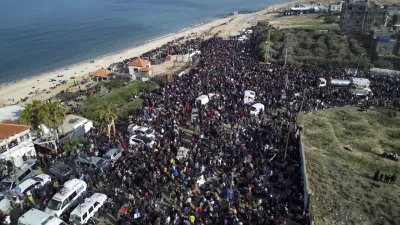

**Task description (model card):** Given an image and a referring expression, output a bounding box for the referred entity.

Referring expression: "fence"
[298,134,311,217]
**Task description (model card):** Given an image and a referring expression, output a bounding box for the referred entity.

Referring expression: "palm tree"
[40,101,68,143]
[20,100,44,130]
[98,102,119,138]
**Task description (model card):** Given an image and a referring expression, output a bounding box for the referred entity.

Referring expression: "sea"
[0,0,284,84]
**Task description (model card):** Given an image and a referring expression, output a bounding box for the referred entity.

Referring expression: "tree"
[270,29,282,43]
[20,100,44,130]
[40,101,68,143]
[98,102,119,138]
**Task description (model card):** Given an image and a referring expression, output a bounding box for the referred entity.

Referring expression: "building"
[128,58,152,81]
[59,115,93,144]
[329,2,343,14]
[374,35,398,56]
[340,0,387,34]
[0,105,25,122]
[89,68,113,82]
[0,120,35,159]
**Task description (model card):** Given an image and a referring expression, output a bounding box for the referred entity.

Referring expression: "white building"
[58,115,93,144]
[128,58,152,81]
[0,120,35,160]
[329,3,343,14]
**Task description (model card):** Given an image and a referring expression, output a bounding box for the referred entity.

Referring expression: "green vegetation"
[61,137,85,152]
[259,29,370,69]
[79,81,158,124]
[299,107,400,225]
[374,59,394,70]
[20,100,68,141]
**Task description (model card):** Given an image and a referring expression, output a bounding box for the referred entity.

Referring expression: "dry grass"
[298,107,400,225]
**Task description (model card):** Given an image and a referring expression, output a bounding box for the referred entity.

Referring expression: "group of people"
[21,27,400,225]
[374,170,397,184]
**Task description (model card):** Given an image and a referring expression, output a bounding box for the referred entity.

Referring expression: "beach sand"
[0,0,313,107]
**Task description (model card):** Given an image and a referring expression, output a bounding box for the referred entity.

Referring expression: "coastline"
[0,0,297,107]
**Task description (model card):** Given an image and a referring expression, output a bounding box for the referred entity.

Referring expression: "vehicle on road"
[45,179,87,217]
[19,208,67,225]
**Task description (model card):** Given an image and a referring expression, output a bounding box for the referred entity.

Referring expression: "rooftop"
[0,105,25,122]
[128,58,151,67]
[60,114,89,135]
[0,120,31,141]
[89,68,113,78]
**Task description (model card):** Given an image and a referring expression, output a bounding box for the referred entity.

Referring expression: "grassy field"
[269,14,340,30]
[298,107,400,225]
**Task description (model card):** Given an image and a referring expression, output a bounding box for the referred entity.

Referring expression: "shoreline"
[0,0,298,107]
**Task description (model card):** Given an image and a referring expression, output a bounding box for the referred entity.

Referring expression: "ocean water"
[0,0,284,84]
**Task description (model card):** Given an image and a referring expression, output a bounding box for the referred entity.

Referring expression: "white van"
[244,90,255,104]
[19,208,67,225]
[196,95,209,105]
[0,159,37,191]
[69,193,107,225]
[45,179,87,217]
[250,103,265,116]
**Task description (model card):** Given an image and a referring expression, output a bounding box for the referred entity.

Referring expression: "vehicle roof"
[244,90,255,96]
[50,162,70,170]
[252,103,264,108]
[196,95,208,100]
[19,208,64,224]
[76,156,103,164]
[1,160,37,183]
[131,135,151,143]
[17,178,36,191]
[70,193,107,216]
[52,179,87,201]
[34,174,51,180]
[104,148,122,156]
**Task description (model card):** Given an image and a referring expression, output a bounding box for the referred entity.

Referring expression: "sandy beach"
[0,0,303,107]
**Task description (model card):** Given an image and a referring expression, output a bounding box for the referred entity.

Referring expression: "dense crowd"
[24,31,400,225]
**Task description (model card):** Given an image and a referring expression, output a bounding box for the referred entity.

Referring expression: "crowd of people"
[19,28,400,225]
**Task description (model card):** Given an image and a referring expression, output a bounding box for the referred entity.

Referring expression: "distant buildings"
[282,4,329,16]
[329,2,343,14]
[89,68,114,81]
[128,58,152,81]
[339,0,400,34]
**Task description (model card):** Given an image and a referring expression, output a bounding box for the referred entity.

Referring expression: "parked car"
[0,159,38,192]
[48,162,76,182]
[103,148,124,162]
[129,135,156,148]
[5,174,51,202]
[74,157,108,173]
[128,125,156,139]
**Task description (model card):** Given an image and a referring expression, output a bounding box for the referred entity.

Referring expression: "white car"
[129,135,156,148]
[7,174,51,202]
[128,125,156,139]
